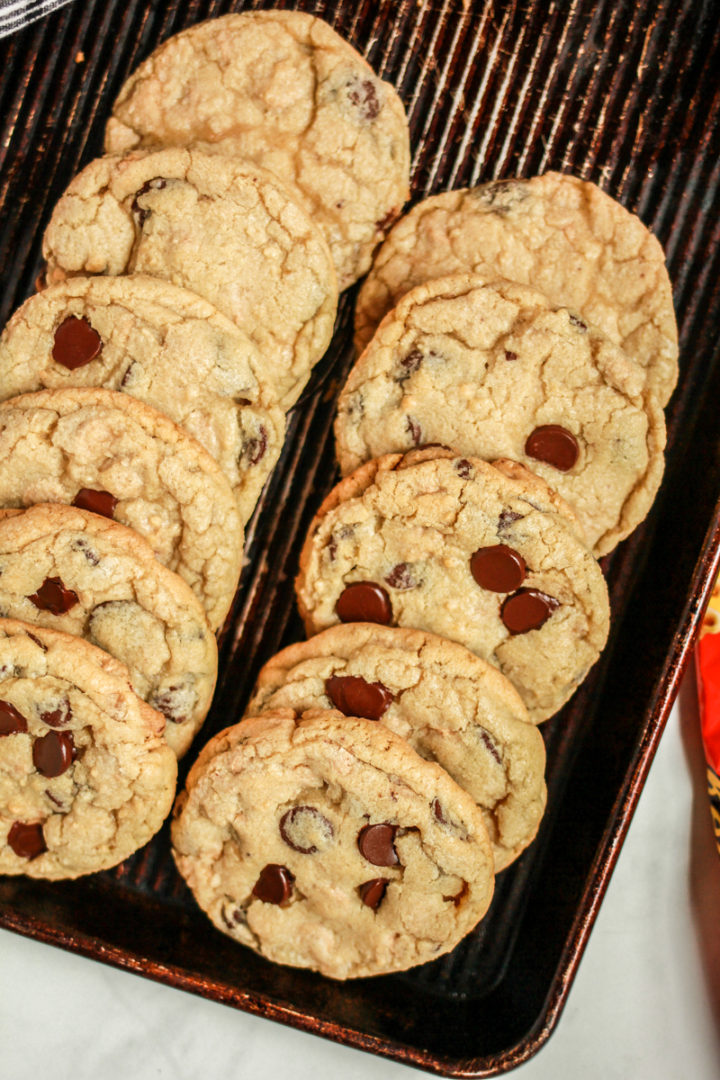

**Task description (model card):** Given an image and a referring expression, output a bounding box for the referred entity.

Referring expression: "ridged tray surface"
[1,1,719,1075]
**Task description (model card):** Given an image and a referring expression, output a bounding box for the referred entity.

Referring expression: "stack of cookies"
[0,12,410,882]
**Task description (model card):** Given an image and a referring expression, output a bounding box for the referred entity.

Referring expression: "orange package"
[695,577,720,854]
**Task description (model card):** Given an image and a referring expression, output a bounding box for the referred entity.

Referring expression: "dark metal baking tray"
[1,0,719,1074]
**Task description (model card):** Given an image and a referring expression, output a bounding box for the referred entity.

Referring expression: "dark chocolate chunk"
[501,588,559,634]
[52,315,102,370]
[470,544,527,593]
[456,459,473,479]
[498,508,523,531]
[0,700,28,736]
[279,806,334,854]
[336,582,392,625]
[72,488,118,519]
[479,728,502,764]
[375,207,400,233]
[251,864,294,905]
[148,684,187,725]
[28,576,79,615]
[71,537,100,565]
[347,77,380,120]
[244,426,267,465]
[525,424,579,471]
[358,878,389,910]
[357,823,399,866]
[384,562,416,590]
[132,177,168,227]
[406,416,422,446]
[8,821,46,859]
[325,675,394,721]
[398,349,423,378]
[33,730,75,778]
[39,698,71,728]
[432,799,448,825]
[505,349,518,361]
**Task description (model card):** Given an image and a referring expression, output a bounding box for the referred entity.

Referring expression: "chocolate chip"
[432,799,448,825]
[375,207,400,232]
[251,864,294,904]
[325,675,394,721]
[7,821,46,859]
[456,459,473,479]
[33,730,75,778]
[505,349,518,361]
[132,177,168,227]
[0,700,28,736]
[52,315,102,370]
[479,728,502,764]
[358,878,389,910]
[347,77,380,121]
[470,544,527,593]
[498,508,523,531]
[25,632,47,651]
[39,698,71,728]
[406,416,422,446]
[525,425,579,471]
[569,313,588,331]
[72,488,118,519]
[244,426,267,465]
[279,806,334,854]
[501,588,559,634]
[398,349,423,379]
[336,582,392,625]
[149,684,188,725]
[443,880,469,906]
[71,538,100,565]
[357,823,399,866]
[28,576,79,615]
[119,362,137,388]
[384,562,416,590]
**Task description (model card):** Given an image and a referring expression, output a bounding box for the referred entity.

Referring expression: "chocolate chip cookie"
[247,624,546,871]
[0,618,176,879]
[0,275,285,523]
[171,707,495,979]
[0,387,243,631]
[296,448,610,722]
[0,504,218,757]
[337,275,666,556]
[104,11,411,290]
[42,147,338,408]
[354,174,678,405]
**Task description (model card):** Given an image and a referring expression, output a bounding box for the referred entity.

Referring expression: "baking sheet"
[1,0,720,1074]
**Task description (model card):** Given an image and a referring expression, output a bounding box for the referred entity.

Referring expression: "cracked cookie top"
[42,147,338,408]
[354,173,678,405]
[104,11,411,290]
[296,448,610,722]
[0,504,218,758]
[0,275,285,523]
[0,618,176,880]
[0,387,243,631]
[171,706,495,979]
[247,623,546,872]
[337,274,666,556]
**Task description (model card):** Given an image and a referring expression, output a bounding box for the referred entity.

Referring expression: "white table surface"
[2,668,720,1080]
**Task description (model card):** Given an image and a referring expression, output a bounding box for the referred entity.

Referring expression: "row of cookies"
[0,12,412,885]
[65,11,521,977]
[196,172,677,977]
